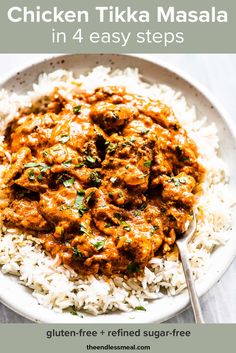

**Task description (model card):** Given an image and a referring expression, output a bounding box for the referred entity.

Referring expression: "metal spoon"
[176,211,205,323]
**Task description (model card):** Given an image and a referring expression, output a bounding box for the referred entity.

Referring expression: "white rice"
[0,66,234,315]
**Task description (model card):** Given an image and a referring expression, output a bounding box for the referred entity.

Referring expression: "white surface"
[0,54,235,323]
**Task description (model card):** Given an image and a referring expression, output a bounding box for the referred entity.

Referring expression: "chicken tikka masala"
[1,85,205,276]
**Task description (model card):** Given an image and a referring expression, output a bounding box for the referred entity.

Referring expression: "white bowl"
[0,54,236,323]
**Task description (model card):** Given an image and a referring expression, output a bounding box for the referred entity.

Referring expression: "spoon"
[176,211,205,323]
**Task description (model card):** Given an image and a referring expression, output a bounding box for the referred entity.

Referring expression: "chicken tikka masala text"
[0,85,205,276]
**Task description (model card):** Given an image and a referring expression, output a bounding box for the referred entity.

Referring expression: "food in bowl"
[0,66,233,315]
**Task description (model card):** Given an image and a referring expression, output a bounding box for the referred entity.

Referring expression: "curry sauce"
[1,86,205,275]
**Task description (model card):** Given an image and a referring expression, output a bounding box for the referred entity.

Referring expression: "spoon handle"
[178,245,205,323]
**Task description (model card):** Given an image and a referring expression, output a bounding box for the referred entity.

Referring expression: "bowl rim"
[0,53,235,323]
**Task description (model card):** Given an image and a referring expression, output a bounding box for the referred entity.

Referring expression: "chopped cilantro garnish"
[133,210,141,217]
[181,155,190,162]
[168,177,186,187]
[91,238,106,251]
[107,143,118,155]
[72,247,83,260]
[70,305,83,317]
[74,162,85,168]
[73,105,81,114]
[114,213,123,221]
[79,222,90,235]
[150,225,159,236]
[39,164,51,173]
[134,306,146,311]
[37,174,43,181]
[127,263,140,273]
[28,169,35,181]
[176,146,191,162]
[62,160,72,168]
[144,160,152,168]
[85,191,95,204]
[70,305,78,315]
[24,162,41,168]
[140,203,147,211]
[24,162,51,173]
[75,190,88,216]
[90,172,101,187]
[176,146,183,156]
[59,134,69,144]
[59,204,72,211]
[86,155,96,164]
[126,238,132,243]
[121,221,131,231]
[141,129,150,135]
[63,177,75,187]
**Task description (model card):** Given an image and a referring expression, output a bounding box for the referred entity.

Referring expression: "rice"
[0,66,234,316]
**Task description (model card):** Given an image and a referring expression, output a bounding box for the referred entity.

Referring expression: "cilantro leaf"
[63,177,75,187]
[24,162,41,168]
[79,222,90,235]
[62,160,72,168]
[90,172,101,187]
[127,263,140,273]
[72,247,83,260]
[144,160,152,168]
[75,190,88,216]
[86,156,96,164]
[107,143,118,155]
[85,191,95,204]
[74,162,85,168]
[39,164,51,173]
[28,169,35,181]
[134,306,146,311]
[59,135,69,144]
[73,105,81,114]
[121,221,131,231]
[91,238,106,251]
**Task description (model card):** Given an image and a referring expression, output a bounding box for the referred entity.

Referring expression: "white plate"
[0,54,236,323]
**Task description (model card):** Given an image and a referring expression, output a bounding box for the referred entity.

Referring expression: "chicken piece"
[116,221,163,265]
[137,100,179,129]
[90,102,138,132]
[101,135,153,207]
[86,86,126,104]
[3,199,50,231]
[10,113,58,152]
[50,113,102,156]
[3,147,32,184]
[166,206,191,233]
[39,185,86,232]
[42,143,80,165]
[161,173,196,207]
[90,189,123,235]
[14,166,49,193]
[83,237,121,272]
[123,114,163,139]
